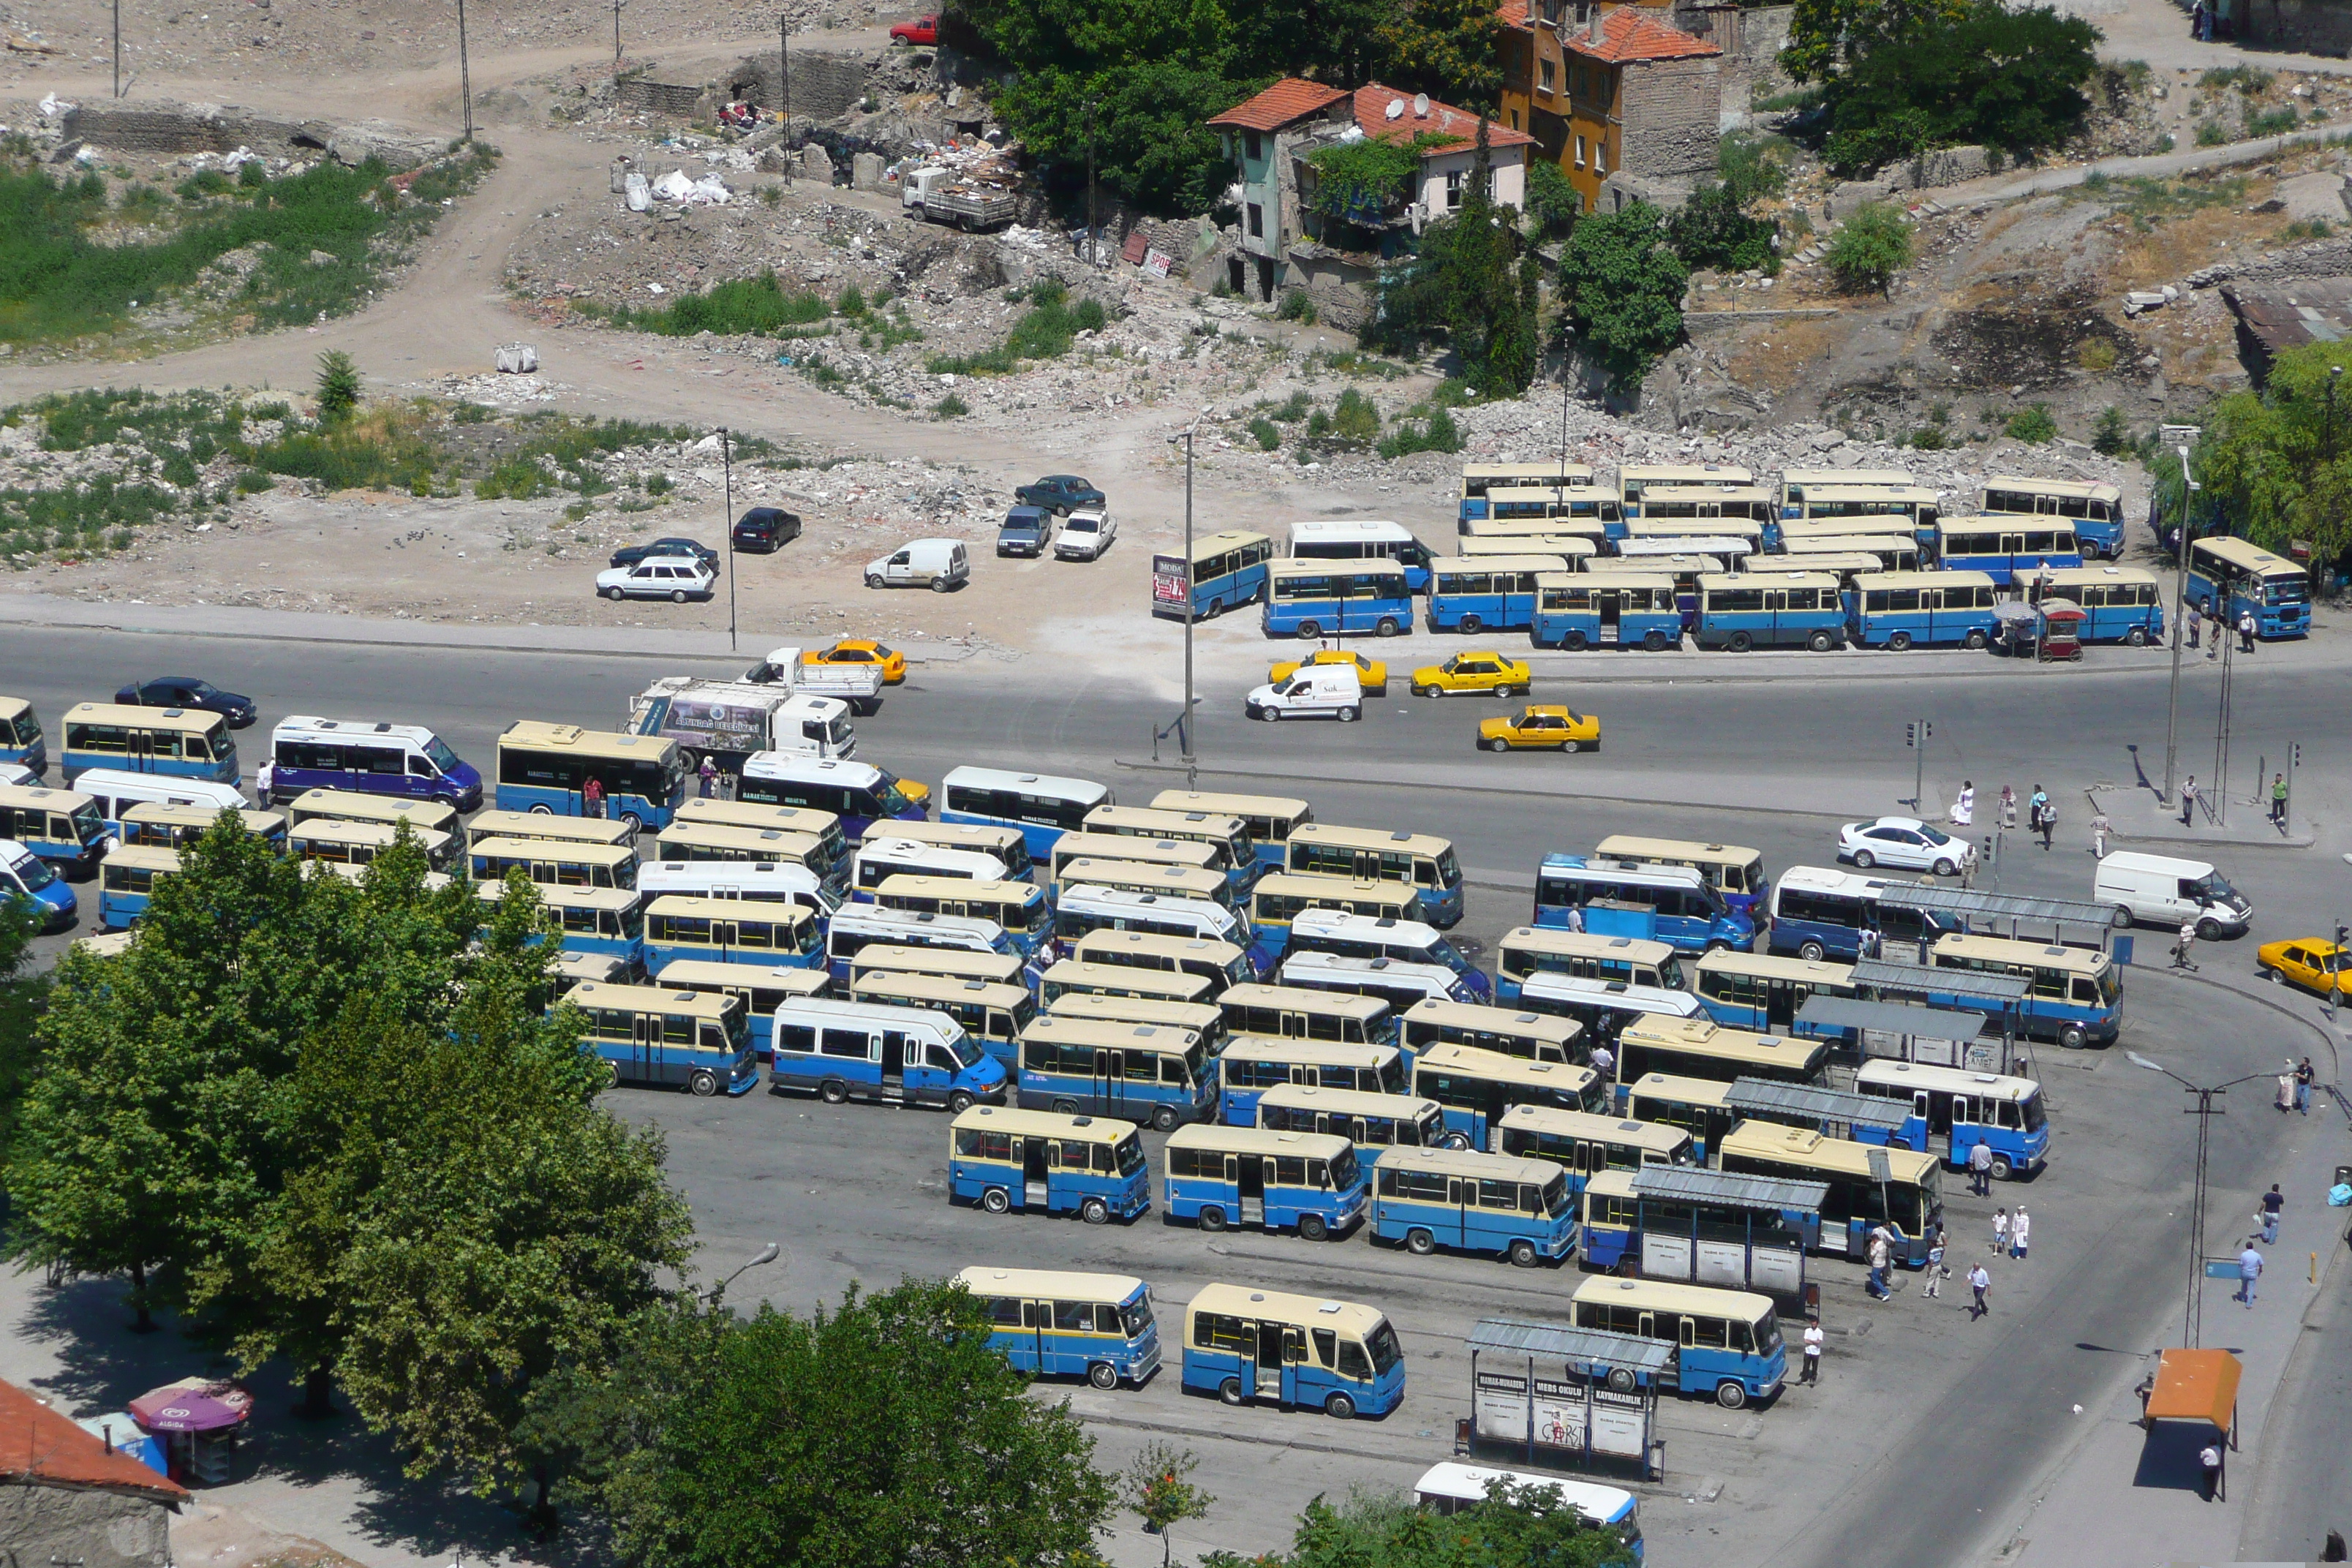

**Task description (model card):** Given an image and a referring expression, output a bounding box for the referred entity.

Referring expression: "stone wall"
[0,1483,172,1568]
[616,75,709,118]
[1282,248,1377,331]
[723,49,873,121]
[2186,231,2352,290]
[2233,0,2352,59]
[62,100,326,156]
[1618,54,1722,178]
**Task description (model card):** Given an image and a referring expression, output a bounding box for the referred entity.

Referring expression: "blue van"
[0,838,78,930]
[770,996,1009,1111]
[947,1105,1152,1221]
[1180,1283,1406,1419]
[266,716,483,811]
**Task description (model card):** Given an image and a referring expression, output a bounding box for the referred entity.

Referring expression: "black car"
[608,537,721,570]
[731,508,802,554]
[113,676,257,727]
[1014,474,1105,514]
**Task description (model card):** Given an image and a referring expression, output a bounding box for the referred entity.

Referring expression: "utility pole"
[1168,411,1210,789]
[720,427,737,654]
[1558,372,1571,491]
[2285,739,2299,834]
[614,0,626,67]
[1904,718,1931,810]
[112,0,121,98]
[2127,1055,2268,1349]
[780,13,790,119]
[1084,97,1099,268]
[2212,614,2234,826]
[457,0,475,142]
[2159,429,2201,807]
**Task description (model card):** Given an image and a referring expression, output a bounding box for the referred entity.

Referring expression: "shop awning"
[2145,1348,2242,1434]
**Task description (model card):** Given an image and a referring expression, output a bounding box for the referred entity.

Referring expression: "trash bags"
[624,171,651,211]
[494,344,538,374]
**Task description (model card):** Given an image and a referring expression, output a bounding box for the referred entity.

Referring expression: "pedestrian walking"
[1952,780,1975,828]
[2201,1441,2225,1501]
[1589,1042,1616,1081]
[2239,610,2257,652]
[2271,772,2288,826]
[1969,1139,1993,1196]
[2185,604,2201,649]
[2173,921,2199,971]
[2260,1183,2283,1244]
[2237,1242,2263,1306]
[698,756,717,799]
[1999,784,2018,829]
[2091,809,2111,859]
[1866,1231,1892,1300]
[1801,1318,1824,1382]
[1924,1227,1947,1297]
[2296,1058,2315,1114]
[2036,791,2056,852]
[582,774,606,820]
[2277,1063,2296,1112]
[1993,1207,2010,1255]
[2011,1205,2030,1260]
[2180,774,2198,826]
[1968,1263,1991,1318]
[256,758,276,805]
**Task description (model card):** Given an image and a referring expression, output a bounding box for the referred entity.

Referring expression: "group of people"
[1950,781,2057,851]
[2182,603,2258,655]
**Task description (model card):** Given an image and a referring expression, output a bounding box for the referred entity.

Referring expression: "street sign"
[2202,1258,2244,1280]
[1866,1147,1892,1184]
[1151,553,1188,610]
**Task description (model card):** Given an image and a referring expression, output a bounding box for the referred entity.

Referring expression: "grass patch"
[2198,64,2274,94]
[2246,105,2299,137]
[2004,403,2058,442]
[926,281,1107,377]
[1375,407,1463,459]
[2195,118,2230,147]
[1248,416,1281,451]
[584,269,830,336]
[933,392,969,419]
[2076,172,2247,224]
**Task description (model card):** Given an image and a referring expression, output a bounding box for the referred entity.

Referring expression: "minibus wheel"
[1966,629,1989,649]
[1219,1378,1244,1405]
[1324,1392,1357,1420]
[1299,1214,1329,1242]
[1375,618,1400,637]
[1564,632,1588,651]
[820,1079,848,1104]
[1716,1381,1748,1410]
[1643,630,1669,652]
[948,1090,976,1114]
[1205,598,1224,618]
[1798,941,1826,962]
[1459,614,1482,633]
[1199,1206,1228,1232]
[529,803,554,815]
[619,813,644,836]
[1887,632,1913,652]
[1728,631,1754,653]
[1406,1228,1436,1255]
[1089,1362,1120,1390]
[1807,630,1835,652]
[1151,1105,1180,1131]
[1508,1239,1539,1268]
[1296,619,1322,638]
[1991,1156,2014,1181]
[1080,1197,1111,1225]
[1441,1132,1472,1150]
[981,1186,1011,1214]
[688,1070,718,1097]
[2058,1025,2087,1050]
[2127,627,2147,647]
[605,1060,622,1088]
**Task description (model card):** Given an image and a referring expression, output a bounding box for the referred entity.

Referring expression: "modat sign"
[1153,554,1190,608]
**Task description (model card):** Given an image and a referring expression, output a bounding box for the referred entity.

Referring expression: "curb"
[1110,756,1860,823]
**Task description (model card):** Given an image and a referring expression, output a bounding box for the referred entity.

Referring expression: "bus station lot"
[613,971,2313,1568]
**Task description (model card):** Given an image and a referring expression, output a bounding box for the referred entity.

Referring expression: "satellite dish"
[1414,93,1431,117]
[1385,97,1404,120]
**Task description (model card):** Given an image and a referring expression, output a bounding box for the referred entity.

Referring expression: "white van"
[2093,851,2250,938]
[72,769,249,837]
[1245,666,1362,723]
[865,538,970,592]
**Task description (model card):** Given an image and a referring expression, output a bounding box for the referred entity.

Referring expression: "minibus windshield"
[1367,1321,1404,1374]
[1115,1133,1147,1177]
[2021,1093,2048,1133]
[424,736,462,773]
[943,1033,984,1069]
[1118,1296,1156,1338]
[9,851,57,891]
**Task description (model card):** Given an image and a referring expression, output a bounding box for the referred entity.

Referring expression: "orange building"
[1499,1,1723,214]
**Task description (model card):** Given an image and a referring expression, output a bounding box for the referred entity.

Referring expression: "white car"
[1838,816,1976,876]
[597,555,716,603]
[1055,508,1117,561]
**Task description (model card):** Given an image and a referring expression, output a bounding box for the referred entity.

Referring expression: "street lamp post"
[614,0,626,66]
[720,427,737,653]
[2159,429,2201,808]
[457,0,475,143]
[701,1240,782,1305]
[2125,1053,2269,1349]
[1167,410,1210,789]
[1084,97,1099,269]
[780,13,790,119]
[113,0,121,99]
[2329,365,2344,460]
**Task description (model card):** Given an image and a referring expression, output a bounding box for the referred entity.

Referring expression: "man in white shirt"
[1800,1318,1824,1383]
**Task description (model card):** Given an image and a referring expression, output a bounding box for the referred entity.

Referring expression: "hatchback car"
[1479,704,1599,753]
[114,677,257,727]
[1411,652,1532,698]
[1055,510,1117,561]
[609,537,720,570]
[597,557,716,603]
[1015,475,1106,514]
[1269,649,1388,698]
[997,505,1054,557]
[803,640,906,684]
[731,508,801,554]
[2255,938,2351,1000]
[1838,816,1975,875]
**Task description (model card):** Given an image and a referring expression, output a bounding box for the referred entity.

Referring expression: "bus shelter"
[1871,884,2122,959]
[2136,1348,2241,1494]
[1627,1165,1828,1300]
[1795,995,1996,1071]
[1725,1076,1913,1145]
[1466,1318,1671,1480]
[1850,958,2029,1062]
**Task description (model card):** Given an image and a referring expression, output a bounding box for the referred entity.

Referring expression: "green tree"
[0,894,46,1169]
[1523,158,1579,241]
[606,1278,1116,1568]
[1378,0,1507,107]
[315,350,361,423]
[1202,1479,1637,1567]
[1366,126,1539,397]
[1825,201,1912,293]
[1126,1442,1215,1568]
[1667,182,1778,273]
[2160,341,2352,583]
[1817,1,2100,173]
[1556,200,1688,395]
[1782,0,1970,83]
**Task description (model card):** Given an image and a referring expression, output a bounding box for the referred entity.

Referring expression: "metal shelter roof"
[1724,1077,1912,1134]
[1631,1164,1830,1213]
[1466,1317,1676,1374]
[1797,995,1993,1039]
[1872,883,2117,928]
[1850,957,2030,1006]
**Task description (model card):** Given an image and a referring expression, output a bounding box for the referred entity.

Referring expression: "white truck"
[627,679,856,775]
[739,647,886,715]
[900,166,1017,232]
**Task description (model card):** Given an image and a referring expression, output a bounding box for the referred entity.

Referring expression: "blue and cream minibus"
[2187,535,2310,639]
[1619,462,1754,520]
[873,873,1051,957]
[846,943,1028,992]
[1425,555,1552,634]
[1624,1072,1738,1163]
[1157,529,1275,621]
[483,882,647,970]
[1283,823,1466,929]
[1929,932,2119,1049]
[1570,1276,1786,1409]
[653,958,831,1059]
[1220,982,1398,1049]
[1164,1124,1366,1239]
[674,796,850,883]
[1534,856,1753,954]
[1401,998,1583,1068]
[1070,927,1253,995]
[495,720,683,832]
[1150,790,1312,872]
[1775,468,1915,524]
[1262,558,1414,640]
[1855,1059,2050,1179]
[737,755,927,845]
[1458,461,1597,522]
[1718,1120,1943,1267]
[1518,973,1704,1045]
[118,802,287,854]
[1690,949,1861,1036]
[1048,992,1226,1056]
[1693,572,1847,652]
[880,818,1034,879]
[468,835,636,890]
[1256,1082,1455,1162]
[2027,565,2166,644]
[1848,571,1999,650]
[1980,475,2125,559]
[1180,1283,1405,1419]
[1931,518,2081,585]
[1277,951,1478,1017]
[1250,874,1419,956]
[1060,856,1235,913]
[1371,1145,1576,1265]
[850,968,1036,1070]
[1614,1015,1829,1092]
[951,1267,1161,1390]
[1494,1103,1692,1197]
[1495,928,1683,999]
[61,703,238,787]
[1038,960,1214,1009]
[1411,1041,1606,1149]
[0,697,45,776]
[641,894,822,972]
[1594,837,1767,920]
[1285,907,1486,997]
[1531,571,1682,652]
[564,979,756,1096]
[1219,1037,1406,1126]
[1082,803,1256,894]
[773,995,1009,1111]
[0,783,108,876]
[823,904,1019,984]
[948,1104,1150,1221]
[939,766,1110,858]
[1017,1014,1215,1130]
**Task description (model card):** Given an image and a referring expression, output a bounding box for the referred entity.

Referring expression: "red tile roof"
[1567,7,1722,62]
[1350,84,1538,153]
[1207,78,1350,132]
[0,1379,188,1505]
[1496,0,1536,29]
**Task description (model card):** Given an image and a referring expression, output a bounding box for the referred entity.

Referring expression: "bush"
[233,468,274,493]
[1718,132,1792,208]
[1375,407,1463,459]
[835,284,867,317]
[1248,416,1281,450]
[2005,403,2058,442]
[1906,424,1950,449]
[2079,337,2119,372]
[607,271,830,336]
[645,472,672,495]
[933,392,970,418]
[1826,203,1912,293]
[1817,1,2100,173]
[1331,387,1380,442]
[1523,159,1580,241]
[2246,105,2298,137]
[562,500,594,521]
[2195,118,2230,147]
[2092,404,2131,454]
[1668,182,1778,274]
[1275,288,1316,324]
[1269,390,1313,423]
[314,350,361,423]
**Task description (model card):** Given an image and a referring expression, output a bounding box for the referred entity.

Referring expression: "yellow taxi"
[1410,652,1532,698]
[803,640,905,684]
[2255,937,2351,1000]
[1479,704,1599,753]
[1268,649,1389,698]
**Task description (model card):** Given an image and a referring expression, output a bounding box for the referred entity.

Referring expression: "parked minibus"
[496,720,683,832]
[1017,1014,1215,1130]
[823,905,1018,983]
[1218,1038,1406,1126]
[1220,982,1398,1048]
[1623,1072,1738,1163]
[1401,998,1583,1067]
[1569,1276,1785,1408]
[1262,559,1415,639]
[1848,571,1999,650]
[1694,572,1846,652]
[266,716,483,811]
[951,1267,1161,1390]
[1082,803,1256,892]
[873,873,1051,954]
[772,995,1009,1110]
[1531,571,1682,652]
[2025,565,2166,644]
[1371,1146,1575,1265]
[1931,518,2081,585]
[653,958,831,1058]
[0,697,45,776]
[1690,949,1861,1035]
[1775,467,1915,521]
[1284,519,1437,590]
[485,882,647,970]
[674,796,850,878]
[1038,960,1215,1009]
[1534,856,1754,953]
[1855,1060,2049,1178]
[1594,836,1767,918]
[1256,1083,1455,1161]
[1979,475,2125,558]
[118,802,287,853]
[1277,951,1478,1015]
[650,823,835,893]
[60,702,239,785]
[1460,461,1597,521]
[1494,1104,1693,1196]
[737,754,927,844]
[1411,1463,1643,1558]
[1180,1284,1405,1418]
[1412,1041,1605,1148]
[1717,1121,1944,1265]
[1283,823,1465,927]
[1164,1125,1366,1239]
[939,766,1111,856]
[1455,533,1599,570]
[291,788,461,840]
[564,979,755,1096]
[1284,907,1485,996]
[1049,833,1222,891]
[1251,874,1420,954]
[1060,856,1235,912]
[948,1104,1150,1221]
[1150,790,1312,870]
[850,968,1036,1070]
[1613,1016,1829,1090]
[0,837,77,930]
[1070,927,1253,995]
[1763,867,1958,965]
[1635,483,1776,524]
[1517,973,1705,1044]
[73,772,251,845]
[2187,535,2310,639]
[1494,928,1683,999]
[641,894,822,971]
[1425,556,1552,633]
[636,858,835,918]
[880,818,1035,878]
[1051,884,1251,958]
[467,835,636,889]
[1477,486,1616,531]
[848,943,1028,992]
[850,835,1010,896]
[0,783,108,875]
[1929,932,2119,1048]
[289,817,458,873]
[1048,992,1226,1056]
[550,950,626,995]
[1619,463,1754,518]
[1158,529,1276,621]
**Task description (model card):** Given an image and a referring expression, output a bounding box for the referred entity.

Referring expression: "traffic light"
[2337,923,2348,948]
[1906,723,1917,747]
[2293,743,2303,767]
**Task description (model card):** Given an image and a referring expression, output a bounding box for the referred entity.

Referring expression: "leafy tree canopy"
[1556,200,1688,394]
[2155,341,2352,582]
[1365,132,1539,398]
[1782,0,1970,83]
[0,894,46,1170]
[1816,1,2100,174]
[1667,182,1778,274]
[1202,1481,1639,1567]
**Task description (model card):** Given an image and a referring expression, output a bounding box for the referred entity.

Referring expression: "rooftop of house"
[1207,77,1351,133]
[1348,83,1537,153]
[1566,7,1722,62]
[0,1378,189,1507]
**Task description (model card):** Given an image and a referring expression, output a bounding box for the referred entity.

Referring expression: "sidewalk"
[2089,783,2321,853]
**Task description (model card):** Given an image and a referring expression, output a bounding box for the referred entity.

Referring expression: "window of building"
[1575,134,1586,167]
[1594,137,1607,176]
[1510,109,1520,129]
[1245,129,1263,162]
[1247,202,1264,237]
[1540,0,1560,20]
[1539,59,1556,94]
[1445,169,1463,209]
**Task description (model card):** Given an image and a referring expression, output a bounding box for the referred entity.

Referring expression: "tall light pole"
[720,426,737,653]
[1168,408,1211,790]
[701,1240,781,1305]
[2160,429,2200,807]
[614,0,627,67]
[457,0,475,143]
[2126,1053,2269,1349]
[1084,96,1099,268]
[779,12,790,118]
[113,0,121,98]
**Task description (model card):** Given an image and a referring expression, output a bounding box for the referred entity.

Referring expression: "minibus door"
[531,859,557,886]
[1765,984,1796,1030]
[1255,1320,1286,1401]
[1946,1093,1975,1163]
[1095,1049,1125,1114]
[1447,1177,1470,1248]
[1235,1155,1265,1228]
[878,1030,908,1098]
[1599,589,1621,645]
[631,1013,657,1085]
[1020,1300,1046,1373]
[1020,1137,1049,1209]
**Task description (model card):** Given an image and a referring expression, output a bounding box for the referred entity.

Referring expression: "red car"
[889,13,938,43]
